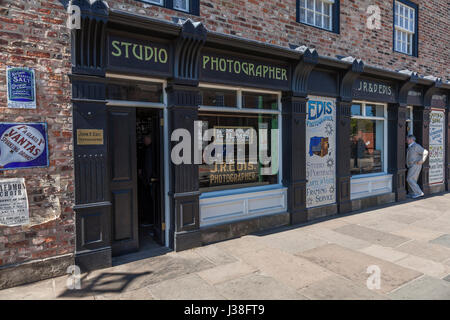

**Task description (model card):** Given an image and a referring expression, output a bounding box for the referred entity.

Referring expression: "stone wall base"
[351,192,396,212]
[307,204,338,221]
[429,184,445,195]
[0,254,74,290]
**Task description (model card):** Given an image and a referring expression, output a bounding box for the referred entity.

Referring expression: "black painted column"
[282,93,307,225]
[167,83,201,251]
[388,104,407,201]
[413,106,431,195]
[336,99,352,213]
[445,101,450,191]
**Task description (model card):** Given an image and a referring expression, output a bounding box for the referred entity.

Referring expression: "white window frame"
[350,101,388,177]
[406,106,414,135]
[394,1,416,55]
[198,82,283,187]
[142,0,190,13]
[298,0,334,32]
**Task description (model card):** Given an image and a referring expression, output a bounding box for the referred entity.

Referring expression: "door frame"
[106,73,170,248]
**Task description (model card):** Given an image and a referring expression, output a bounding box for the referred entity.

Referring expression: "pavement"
[1,193,450,300]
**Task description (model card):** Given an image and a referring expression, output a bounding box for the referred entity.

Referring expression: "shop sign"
[429,109,445,185]
[306,96,336,208]
[77,129,104,145]
[353,78,396,103]
[207,162,259,186]
[0,178,29,226]
[0,123,49,170]
[107,34,171,75]
[200,51,290,90]
[6,67,37,109]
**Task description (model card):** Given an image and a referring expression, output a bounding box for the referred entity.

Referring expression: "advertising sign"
[6,67,37,109]
[429,109,445,185]
[0,178,29,226]
[0,123,49,170]
[306,96,336,208]
[77,129,104,145]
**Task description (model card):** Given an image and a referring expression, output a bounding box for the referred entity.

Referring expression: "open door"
[109,107,139,256]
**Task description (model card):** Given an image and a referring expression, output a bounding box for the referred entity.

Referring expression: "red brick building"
[0,0,448,289]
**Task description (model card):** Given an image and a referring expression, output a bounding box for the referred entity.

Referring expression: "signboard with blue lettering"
[306,96,336,208]
[0,123,49,170]
[6,67,37,109]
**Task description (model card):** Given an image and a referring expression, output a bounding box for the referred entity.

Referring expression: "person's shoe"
[412,192,424,199]
[407,193,415,198]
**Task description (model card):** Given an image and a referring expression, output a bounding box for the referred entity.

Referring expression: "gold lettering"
[203,55,210,69]
[111,40,121,57]
[132,44,143,60]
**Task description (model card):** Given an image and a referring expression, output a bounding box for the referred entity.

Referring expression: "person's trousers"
[407,164,423,195]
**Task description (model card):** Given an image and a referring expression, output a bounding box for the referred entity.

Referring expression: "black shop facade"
[71,5,450,271]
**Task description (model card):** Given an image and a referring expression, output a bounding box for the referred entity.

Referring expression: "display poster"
[0,123,49,170]
[7,67,37,109]
[0,178,29,226]
[429,109,445,185]
[306,96,336,208]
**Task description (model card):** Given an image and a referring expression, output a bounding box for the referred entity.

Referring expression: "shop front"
[71,3,449,272]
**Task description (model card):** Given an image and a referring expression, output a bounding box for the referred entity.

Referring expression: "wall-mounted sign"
[107,34,171,76]
[0,123,49,170]
[0,178,29,226]
[6,67,37,109]
[77,129,104,145]
[306,96,336,208]
[200,50,290,90]
[429,109,445,185]
[353,78,396,103]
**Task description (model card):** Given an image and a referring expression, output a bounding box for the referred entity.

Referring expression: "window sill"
[351,172,391,180]
[200,183,285,200]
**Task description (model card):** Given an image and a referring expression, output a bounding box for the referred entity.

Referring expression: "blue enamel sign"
[7,67,37,109]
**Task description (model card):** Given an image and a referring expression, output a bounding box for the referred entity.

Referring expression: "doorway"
[108,106,165,257]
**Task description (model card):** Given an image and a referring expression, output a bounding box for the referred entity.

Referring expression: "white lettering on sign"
[0,125,45,167]
[0,178,29,226]
[306,96,336,208]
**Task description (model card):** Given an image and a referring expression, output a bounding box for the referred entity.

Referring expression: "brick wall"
[0,0,74,267]
[110,0,449,80]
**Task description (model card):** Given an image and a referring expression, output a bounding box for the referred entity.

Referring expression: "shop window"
[198,87,281,193]
[350,102,387,175]
[198,88,237,108]
[406,106,413,135]
[140,0,199,15]
[107,81,164,103]
[297,0,340,33]
[394,0,418,56]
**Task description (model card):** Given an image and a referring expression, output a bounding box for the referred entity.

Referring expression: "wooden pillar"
[388,104,407,201]
[282,93,307,224]
[413,106,431,195]
[336,99,352,213]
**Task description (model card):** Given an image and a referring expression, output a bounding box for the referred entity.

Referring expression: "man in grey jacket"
[406,135,429,199]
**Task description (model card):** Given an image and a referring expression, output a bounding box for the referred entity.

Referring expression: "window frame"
[296,0,340,34]
[350,101,388,177]
[406,106,414,135]
[138,0,199,16]
[393,0,419,57]
[197,83,283,194]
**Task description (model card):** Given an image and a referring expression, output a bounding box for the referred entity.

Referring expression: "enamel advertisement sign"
[0,123,49,170]
[6,67,37,109]
[429,109,445,185]
[306,96,336,208]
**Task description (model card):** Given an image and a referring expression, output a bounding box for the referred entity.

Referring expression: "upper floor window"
[142,0,199,15]
[394,0,418,56]
[297,0,339,33]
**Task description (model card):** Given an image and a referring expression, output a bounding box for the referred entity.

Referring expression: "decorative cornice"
[290,46,319,97]
[424,78,444,107]
[173,19,207,85]
[398,70,419,106]
[69,0,109,20]
[340,57,364,102]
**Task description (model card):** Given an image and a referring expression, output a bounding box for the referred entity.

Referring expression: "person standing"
[406,135,429,199]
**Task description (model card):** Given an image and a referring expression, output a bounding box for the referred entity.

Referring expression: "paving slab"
[358,245,409,263]
[214,273,308,300]
[298,274,388,300]
[391,226,445,242]
[257,229,329,254]
[191,244,238,266]
[302,226,372,250]
[149,274,225,300]
[333,224,410,247]
[395,255,450,278]
[396,240,450,262]
[430,234,450,249]
[299,244,422,294]
[389,276,450,300]
[197,261,258,285]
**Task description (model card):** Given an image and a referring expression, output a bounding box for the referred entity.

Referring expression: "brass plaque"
[77,129,104,145]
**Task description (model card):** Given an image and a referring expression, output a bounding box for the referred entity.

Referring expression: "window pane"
[324,15,330,30]
[174,0,189,11]
[300,7,306,22]
[307,9,314,24]
[350,119,384,175]
[199,88,237,108]
[242,92,278,110]
[315,13,322,27]
[107,82,163,103]
[365,104,384,117]
[307,0,314,9]
[198,112,279,192]
[351,103,362,116]
[316,1,323,14]
[323,2,331,15]
[146,0,164,5]
[300,0,306,8]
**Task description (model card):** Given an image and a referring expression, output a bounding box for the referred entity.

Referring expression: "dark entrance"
[108,107,165,256]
